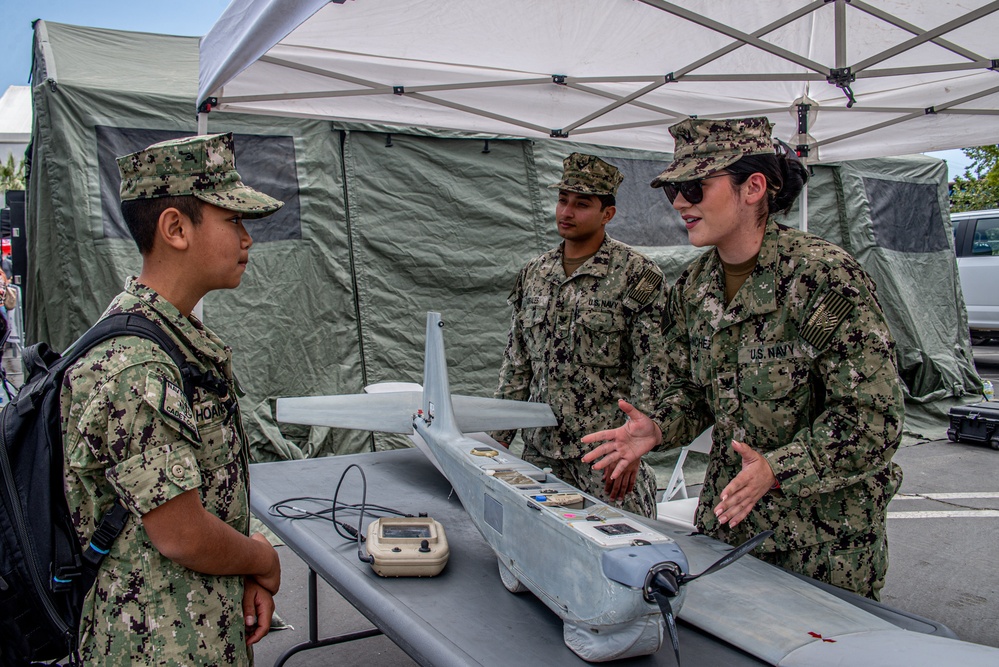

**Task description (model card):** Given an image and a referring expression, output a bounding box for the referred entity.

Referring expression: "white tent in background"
[198,0,999,162]
[0,86,31,165]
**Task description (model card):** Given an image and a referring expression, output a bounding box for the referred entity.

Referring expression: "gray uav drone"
[278,312,999,665]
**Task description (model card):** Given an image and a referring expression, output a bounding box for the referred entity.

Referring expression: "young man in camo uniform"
[494,152,669,518]
[62,133,284,664]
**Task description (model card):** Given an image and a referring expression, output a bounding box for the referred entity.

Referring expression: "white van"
[952,208,999,334]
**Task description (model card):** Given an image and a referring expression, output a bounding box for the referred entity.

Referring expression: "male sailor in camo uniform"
[494,152,669,518]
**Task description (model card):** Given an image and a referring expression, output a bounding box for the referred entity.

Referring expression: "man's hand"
[713,440,777,527]
[603,457,640,501]
[242,577,275,646]
[250,532,281,595]
[581,399,662,482]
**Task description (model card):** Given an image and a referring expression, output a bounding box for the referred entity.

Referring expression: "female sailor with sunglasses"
[582,116,904,600]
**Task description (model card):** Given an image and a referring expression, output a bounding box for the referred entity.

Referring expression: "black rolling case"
[947,402,999,450]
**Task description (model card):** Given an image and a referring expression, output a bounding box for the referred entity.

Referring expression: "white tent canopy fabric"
[199,0,999,162]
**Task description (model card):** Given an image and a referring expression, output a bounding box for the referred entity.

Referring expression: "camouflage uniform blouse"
[62,278,251,666]
[495,236,668,459]
[652,220,904,552]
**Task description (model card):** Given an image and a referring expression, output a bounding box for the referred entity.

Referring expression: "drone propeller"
[680,529,774,584]
[646,530,774,666]
[650,580,682,666]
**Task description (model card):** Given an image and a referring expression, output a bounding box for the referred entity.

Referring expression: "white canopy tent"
[198,0,999,162]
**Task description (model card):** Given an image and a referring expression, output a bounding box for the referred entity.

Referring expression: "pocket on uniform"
[192,397,241,471]
[576,309,625,368]
[738,360,807,400]
[824,540,886,598]
[521,304,548,361]
[737,359,811,441]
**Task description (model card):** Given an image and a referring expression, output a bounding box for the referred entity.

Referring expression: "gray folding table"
[249,448,949,666]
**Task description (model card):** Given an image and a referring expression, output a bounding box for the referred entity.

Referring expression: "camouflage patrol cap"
[549,152,624,196]
[117,132,283,218]
[650,117,775,187]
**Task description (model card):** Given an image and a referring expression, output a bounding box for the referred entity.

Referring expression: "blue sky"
[0,0,979,177]
[0,0,229,89]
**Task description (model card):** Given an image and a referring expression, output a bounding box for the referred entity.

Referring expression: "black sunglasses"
[661,172,730,205]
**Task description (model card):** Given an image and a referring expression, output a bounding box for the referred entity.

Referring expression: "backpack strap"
[78,503,130,582]
[59,312,232,584]
[62,312,226,405]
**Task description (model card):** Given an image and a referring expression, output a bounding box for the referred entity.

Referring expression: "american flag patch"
[799,290,853,350]
[626,268,663,308]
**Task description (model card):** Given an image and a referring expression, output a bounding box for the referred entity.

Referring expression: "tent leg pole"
[197,112,208,135]
[801,178,808,232]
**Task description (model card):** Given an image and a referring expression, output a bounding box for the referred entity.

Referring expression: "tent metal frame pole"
[856,61,996,77]
[851,1,999,73]
[815,83,999,149]
[223,61,998,107]
[405,92,552,135]
[807,105,990,114]
[262,54,555,91]
[670,1,823,79]
[564,75,673,84]
[851,0,987,62]
[260,54,387,88]
[797,98,811,233]
[676,73,827,81]
[834,0,847,70]
[937,109,999,116]
[567,82,688,118]
[637,0,828,74]
[561,80,668,134]
[801,178,809,233]
[570,118,675,136]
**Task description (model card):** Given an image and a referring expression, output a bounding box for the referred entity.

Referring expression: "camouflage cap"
[549,152,624,196]
[650,117,775,187]
[117,132,284,218]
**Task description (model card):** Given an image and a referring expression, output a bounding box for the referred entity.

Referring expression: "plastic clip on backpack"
[0,312,228,666]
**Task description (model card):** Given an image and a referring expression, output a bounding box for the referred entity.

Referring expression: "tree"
[0,154,25,196]
[950,145,999,212]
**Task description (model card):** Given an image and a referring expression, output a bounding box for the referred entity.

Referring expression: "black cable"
[266,499,367,540]
[267,465,425,565]
[334,463,374,563]
[268,496,408,521]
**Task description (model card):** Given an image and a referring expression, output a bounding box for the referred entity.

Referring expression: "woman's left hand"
[713,440,777,527]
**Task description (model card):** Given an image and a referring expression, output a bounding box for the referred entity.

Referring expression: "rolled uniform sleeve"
[72,363,203,517]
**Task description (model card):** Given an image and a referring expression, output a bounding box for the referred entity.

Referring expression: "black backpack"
[0,312,226,666]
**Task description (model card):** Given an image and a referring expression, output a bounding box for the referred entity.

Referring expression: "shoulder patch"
[625,268,663,309]
[799,290,853,350]
[662,296,677,334]
[160,378,199,438]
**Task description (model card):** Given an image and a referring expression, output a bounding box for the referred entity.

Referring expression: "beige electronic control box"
[366,517,449,577]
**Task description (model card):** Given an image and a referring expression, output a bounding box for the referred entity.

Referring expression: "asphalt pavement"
[250,340,999,666]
